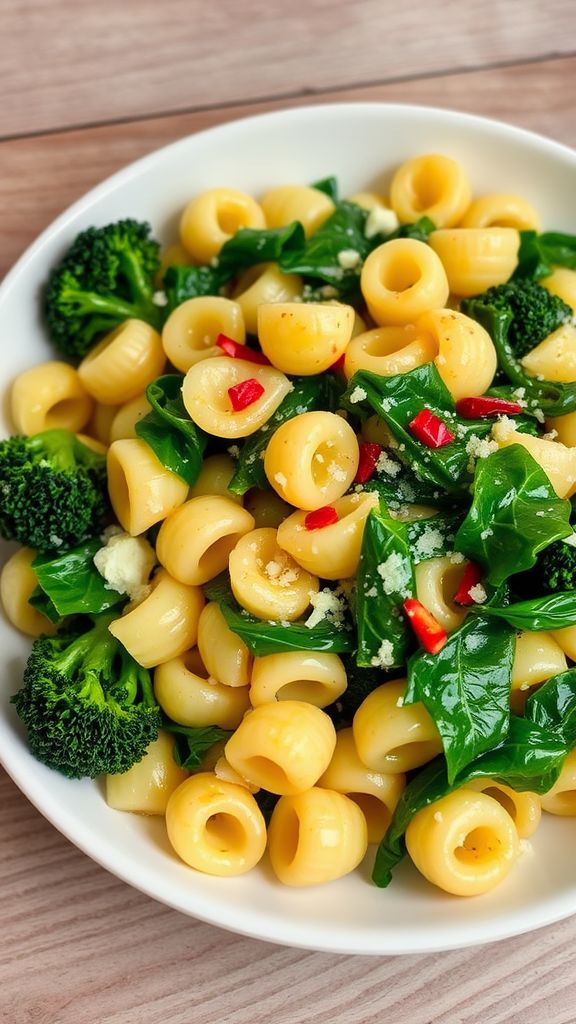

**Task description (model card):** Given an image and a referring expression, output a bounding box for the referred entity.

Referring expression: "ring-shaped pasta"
[188,453,243,505]
[157,242,192,281]
[165,774,267,876]
[232,263,302,335]
[276,492,379,579]
[260,184,335,238]
[491,425,576,499]
[390,153,472,228]
[459,193,541,231]
[249,651,347,709]
[416,308,497,400]
[228,527,319,621]
[10,360,93,435]
[243,488,292,529]
[88,401,119,446]
[108,569,205,668]
[344,323,437,381]
[318,728,406,843]
[428,228,519,296]
[553,624,576,662]
[360,238,449,326]
[405,789,519,896]
[179,187,266,264]
[78,320,165,404]
[257,302,354,374]
[197,601,253,688]
[510,631,567,713]
[107,438,189,535]
[109,394,151,442]
[414,555,469,632]
[182,356,292,439]
[353,679,443,774]
[541,267,576,312]
[540,750,576,816]
[520,324,576,383]
[0,547,58,637]
[462,778,541,839]
[264,410,359,510]
[224,700,336,794]
[154,649,251,728]
[105,731,188,815]
[162,297,246,373]
[546,411,576,447]
[267,787,368,886]
[156,495,255,586]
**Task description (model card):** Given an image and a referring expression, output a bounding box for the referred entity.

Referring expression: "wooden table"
[1,3,576,1020]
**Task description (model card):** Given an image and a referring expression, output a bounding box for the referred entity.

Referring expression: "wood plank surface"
[1,55,575,282]
[0,0,574,137]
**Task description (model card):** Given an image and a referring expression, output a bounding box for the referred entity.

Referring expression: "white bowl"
[1,103,576,956]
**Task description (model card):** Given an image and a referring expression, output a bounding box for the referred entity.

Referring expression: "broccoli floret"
[45,219,163,358]
[0,429,109,552]
[12,614,161,778]
[464,281,571,359]
[532,538,576,593]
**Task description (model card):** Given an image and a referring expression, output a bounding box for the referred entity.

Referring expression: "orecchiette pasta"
[88,401,119,445]
[520,323,576,383]
[107,438,189,535]
[462,778,541,839]
[353,679,443,773]
[0,547,58,637]
[188,453,243,505]
[154,649,251,728]
[491,421,576,498]
[344,323,437,381]
[156,495,255,586]
[428,227,519,296]
[276,491,379,579]
[182,356,292,438]
[249,651,347,708]
[243,487,292,529]
[162,297,246,373]
[541,267,576,311]
[540,750,576,815]
[264,410,359,509]
[416,308,497,400]
[260,184,335,237]
[180,187,266,263]
[232,263,302,335]
[78,320,165,404]
[257,301,354,374]
[361,238,450,326]
[414,555,469,632]
[511,631,568,692]
[105,731,188,815]
[389,154,472,228]
[109,394,152,442]
[108,569,205,668]
[459,193,541,231]
[11,360,93,435]
[228,527,319,621]
[197,601,253,688]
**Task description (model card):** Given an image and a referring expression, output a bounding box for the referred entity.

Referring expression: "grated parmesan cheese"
[370,638,395,669]
[377,552,411,597]
[348,386,367,404]
[337,248,361,270]
[364,205,399,239]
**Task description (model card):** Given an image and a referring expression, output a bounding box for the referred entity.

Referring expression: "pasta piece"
[462,778,541,839]
[541,750,576,815]
[228,527,319,621]
[417,308,497,400]
[105,731,188,814]
[74,433,107,455]
[353,679,442,773]
[390,154,471,227]
[546,411,576,447]
[491,421,576,498]
[260,184,334,238]
[428,228,519,296]
[510,631,567,713]
[264,410,359,509]
[541,267,576,312]
[414,555,469,632]
[197,601,253,688]
[165,774,267,875]
[109,394,152,442]
[225,700,336,794]
[78,320,165,404]
[460,193,541,231]
[188,453,243,505]
[405,789,519,896]
[243,488,292,529]
[162,297,245,373]
[344,323,437,380]
[156,495,255,585]
[267,788,368,886]
[213,756,259,793]
[107,438,189,535]
[180,187,266,263]
[0,547,58,637]
[232,263,302,335]
[11,360,93,435]
[521,323,576,383]
[360,239,449,326]
[249,651,347,709]
[88,401,119,446]
[108,569,204,668]
[257,302,354,374]
[318,727,406,842]
[157,242,192,280]
[276,492,379,579]
[182,356,292,438]
[552,624,576,661]
[154,649,251,728]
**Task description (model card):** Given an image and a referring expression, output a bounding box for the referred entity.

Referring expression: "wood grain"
[1,55,574,282]
[0,0,574,137]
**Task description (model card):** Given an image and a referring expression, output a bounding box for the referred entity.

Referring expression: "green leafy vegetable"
[406,511,461,563]
[278,201,375,299]
[163,264,223,312]
[526,667,576,747]
[454,445,572,587]
[468,280,571,359]
[136,374,207,485]
[163,722,232,770]
[513,229,576,280]
[31,539,124,618]
[475,591,576,631]
[219,602,354,656]
[355,507,414,668]
[310,176,339,201]
[217,222,305,278]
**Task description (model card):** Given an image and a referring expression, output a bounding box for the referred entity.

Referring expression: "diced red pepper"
[402,598,448,655]
[453,561,484,606]
[228,377,265,411]
[216,333,270,365]
[408,408,455,448]
[304,506,339,530]
[354,443,382,484]
[330,353,346,373]
[455,396,523,419]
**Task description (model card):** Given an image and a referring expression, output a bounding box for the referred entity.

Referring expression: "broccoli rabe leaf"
[513,229,576,280]
[31,539,125,618]
[355,507,414,669]
[217,222,305,278]
[136,374,207,485]
[163,264,223,312]
[466,280,571,359]
[474,591,576,631]
[526,667,576,748]
[163,722,232,770]
[310,176,339,202]
[454,445,572,587]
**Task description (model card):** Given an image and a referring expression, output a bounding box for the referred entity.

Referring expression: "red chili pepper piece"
[408,408,455,448]
[330,352,346,373]
[216,333,270,365]
[455,396,523,418]
[228,377,265,411]
[354,443,382,484]
[402,598,448,655]
[304,506,339,530]
[453,561,484,606]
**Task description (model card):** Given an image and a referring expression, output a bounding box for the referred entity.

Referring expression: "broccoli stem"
[62,286,163,331]
[52,614,116,682]
[118,249,156,305]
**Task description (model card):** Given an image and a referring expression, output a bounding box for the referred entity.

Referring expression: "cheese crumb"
[305,588,347,629]
[468,583,487,604]
[337,248,361,270]
[449,551,465,564]
[93,529,156,602]
[152,290,168,307]
[480,528,493,541]
[465,434,499,465]
[375,451,401,477]
[364,205,399,239]
[227,445,240,459]
[377,552,411,597]
[327,461,347,482]
[433,811,443,823]
[413,527,444,560]
[370,638,395,669]
[348,386,367,404]
[274,472,288,488]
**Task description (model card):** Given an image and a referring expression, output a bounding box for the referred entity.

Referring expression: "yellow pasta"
[344,323,437,380]
[552,624,576,662]
[109,394,152,442]
[105,731,188,815]
[257,302,354,374]
[276,492,379,579]
[108,569,205,668]
[182,356,292,438]
[491,422,576,498]
[462,778,541,839]
[0,547,58,637]
[390,154,472,228]
[180,187,266,263]
[264,410,359,509]
[156,495,254,586]
[428,227,519,296]
[546,411,576,447]
[405,789,519,896]
[249,651,347,709]
[166,773,267,875]
[243,488,292,528]
[414,555,469,632]
[162,296,246,372]
[360,238,450,326]
[107,438,189,535]
[417,308,497,400]
[154,649,251,728]
[197,601,253,688]
[11,360,93,435]
[353,679,442,773]
[228,527,319,621]
[541,750,576,815]
[541,267,576,311]
[460,193,541,231]
[87,401,119,446]
[260,184,335,237]
[520,323,576,383]
[267,787,368,886]
[232,263,302,335]
[78,320,165,404]
[187,453,242,505]
[511,631,568,692]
